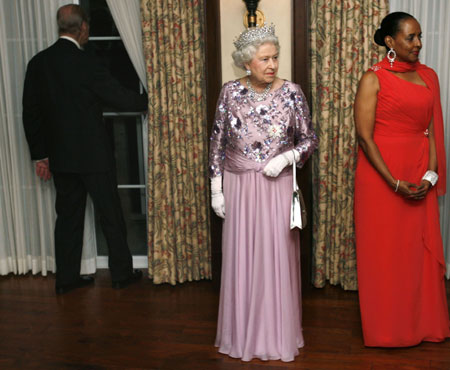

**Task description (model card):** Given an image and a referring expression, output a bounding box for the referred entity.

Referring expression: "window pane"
[95,188,147,256]
[80,0,147,258]
[84,40,140,94]
[96,116,146,256]
[105,116,145,186]
[80,0,120,37]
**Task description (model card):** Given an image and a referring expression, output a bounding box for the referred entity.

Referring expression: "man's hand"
[35,159,52,181]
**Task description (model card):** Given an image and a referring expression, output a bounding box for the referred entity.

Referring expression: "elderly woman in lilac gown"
[209,25,318,362]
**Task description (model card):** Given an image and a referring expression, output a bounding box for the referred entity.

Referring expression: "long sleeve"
[22,58,48,160]
[208,85,229,178]
[293,86,318,168]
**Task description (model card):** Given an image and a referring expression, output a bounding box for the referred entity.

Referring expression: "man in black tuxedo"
[22,4,147,294]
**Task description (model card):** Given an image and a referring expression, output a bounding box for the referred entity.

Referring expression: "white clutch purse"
[290,159,307,230]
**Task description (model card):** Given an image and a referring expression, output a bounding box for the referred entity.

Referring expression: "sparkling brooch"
[268,124,283,138]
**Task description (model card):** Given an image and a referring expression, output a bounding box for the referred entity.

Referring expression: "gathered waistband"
[224,151,292,177]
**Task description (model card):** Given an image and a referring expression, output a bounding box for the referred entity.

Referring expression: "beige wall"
[220,0,292,84]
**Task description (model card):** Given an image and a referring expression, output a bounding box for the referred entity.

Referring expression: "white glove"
[263,149,300,177]
[211,176,225,218]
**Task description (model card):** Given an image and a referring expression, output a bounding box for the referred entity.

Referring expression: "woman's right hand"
[211,176,225,218]
[211,192,225,218]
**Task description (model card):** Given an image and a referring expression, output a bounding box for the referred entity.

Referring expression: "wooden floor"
[0,271,449,370]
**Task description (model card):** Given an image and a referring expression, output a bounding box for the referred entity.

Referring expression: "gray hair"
[57,4,89,35]
[232,35,280,70]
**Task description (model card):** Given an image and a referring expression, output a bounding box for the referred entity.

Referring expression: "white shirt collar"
[59,36,81,50]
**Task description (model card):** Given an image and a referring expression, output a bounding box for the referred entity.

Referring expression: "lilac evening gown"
[209,80,317,362]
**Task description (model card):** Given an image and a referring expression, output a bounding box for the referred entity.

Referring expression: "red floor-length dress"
[354,66,450,347]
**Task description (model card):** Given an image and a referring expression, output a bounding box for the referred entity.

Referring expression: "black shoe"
[112,269,143,289]
[55,276,94,295]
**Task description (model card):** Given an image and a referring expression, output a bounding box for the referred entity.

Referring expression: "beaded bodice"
[208,80,318,177]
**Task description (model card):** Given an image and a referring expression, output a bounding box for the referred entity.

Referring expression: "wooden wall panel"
[204,0,223,284]
[293,0,313,287]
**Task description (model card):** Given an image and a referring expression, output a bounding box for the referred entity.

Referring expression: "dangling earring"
[246,69,251,76]
[387,48,396,67]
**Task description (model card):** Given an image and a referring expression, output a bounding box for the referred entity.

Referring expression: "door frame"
[205,0,313,285]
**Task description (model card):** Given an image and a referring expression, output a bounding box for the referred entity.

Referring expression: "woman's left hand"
[263,150,299,177]
[263,155,289,177]
[409,180,431,200]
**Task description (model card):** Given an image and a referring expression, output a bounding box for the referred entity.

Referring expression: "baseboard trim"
[96,256,148,269]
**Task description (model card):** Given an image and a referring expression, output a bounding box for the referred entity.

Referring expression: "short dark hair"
[374,12,416,49]
[57,4,89,35]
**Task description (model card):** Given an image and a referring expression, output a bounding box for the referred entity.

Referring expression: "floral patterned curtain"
[310,0,388,290]
[141,0,211,284]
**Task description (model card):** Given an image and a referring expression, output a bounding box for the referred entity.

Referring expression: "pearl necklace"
[246,78,272,102]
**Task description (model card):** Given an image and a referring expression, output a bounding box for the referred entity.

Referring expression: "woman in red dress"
[354,12,450,347]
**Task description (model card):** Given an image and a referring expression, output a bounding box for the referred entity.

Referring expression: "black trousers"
[53,170,133,287]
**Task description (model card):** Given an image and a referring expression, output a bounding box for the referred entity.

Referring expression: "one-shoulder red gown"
[354,67,450,347]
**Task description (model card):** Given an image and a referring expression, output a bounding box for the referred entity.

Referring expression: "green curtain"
[141,0,211,285]
[310,0,389,290]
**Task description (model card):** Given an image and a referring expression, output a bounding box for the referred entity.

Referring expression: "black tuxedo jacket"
[23,38,148,173]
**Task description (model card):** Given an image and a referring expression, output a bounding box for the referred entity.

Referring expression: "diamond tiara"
[233,24,276,51]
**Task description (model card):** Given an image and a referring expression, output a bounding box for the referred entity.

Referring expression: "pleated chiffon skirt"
[215,169,304,362]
